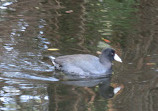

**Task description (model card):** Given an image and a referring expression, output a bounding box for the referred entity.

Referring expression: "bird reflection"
[61,75,114,99]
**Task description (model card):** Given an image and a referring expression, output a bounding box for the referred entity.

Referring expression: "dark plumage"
[50,48,122,77]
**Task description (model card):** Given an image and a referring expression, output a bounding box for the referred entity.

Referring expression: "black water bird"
[50,48,122,77]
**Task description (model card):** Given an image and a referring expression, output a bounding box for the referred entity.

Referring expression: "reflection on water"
[61,76,114,99]
[0,77,49,111]
[0,0,158,111]
[48,76,116,111]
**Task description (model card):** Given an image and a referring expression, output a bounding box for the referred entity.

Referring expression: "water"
[0,0,158,111]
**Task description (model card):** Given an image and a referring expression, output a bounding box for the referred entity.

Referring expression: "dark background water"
[0,0,158,111]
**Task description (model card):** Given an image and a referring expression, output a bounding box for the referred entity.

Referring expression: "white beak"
[114,54,122,62]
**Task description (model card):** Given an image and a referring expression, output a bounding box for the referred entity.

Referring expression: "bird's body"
[54,54,112,76]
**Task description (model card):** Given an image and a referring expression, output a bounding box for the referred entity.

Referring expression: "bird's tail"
[49,56,56,65]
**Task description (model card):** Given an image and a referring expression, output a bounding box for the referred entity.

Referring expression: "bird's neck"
[99,54,112,66]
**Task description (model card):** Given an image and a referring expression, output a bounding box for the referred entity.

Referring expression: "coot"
[50,48,122,77]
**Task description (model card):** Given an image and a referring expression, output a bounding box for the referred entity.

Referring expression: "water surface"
[0,0,158,111]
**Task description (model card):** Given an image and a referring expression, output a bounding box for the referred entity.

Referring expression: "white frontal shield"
[114,54,122,62]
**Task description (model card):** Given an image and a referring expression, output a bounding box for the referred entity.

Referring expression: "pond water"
[0,0,158,111]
